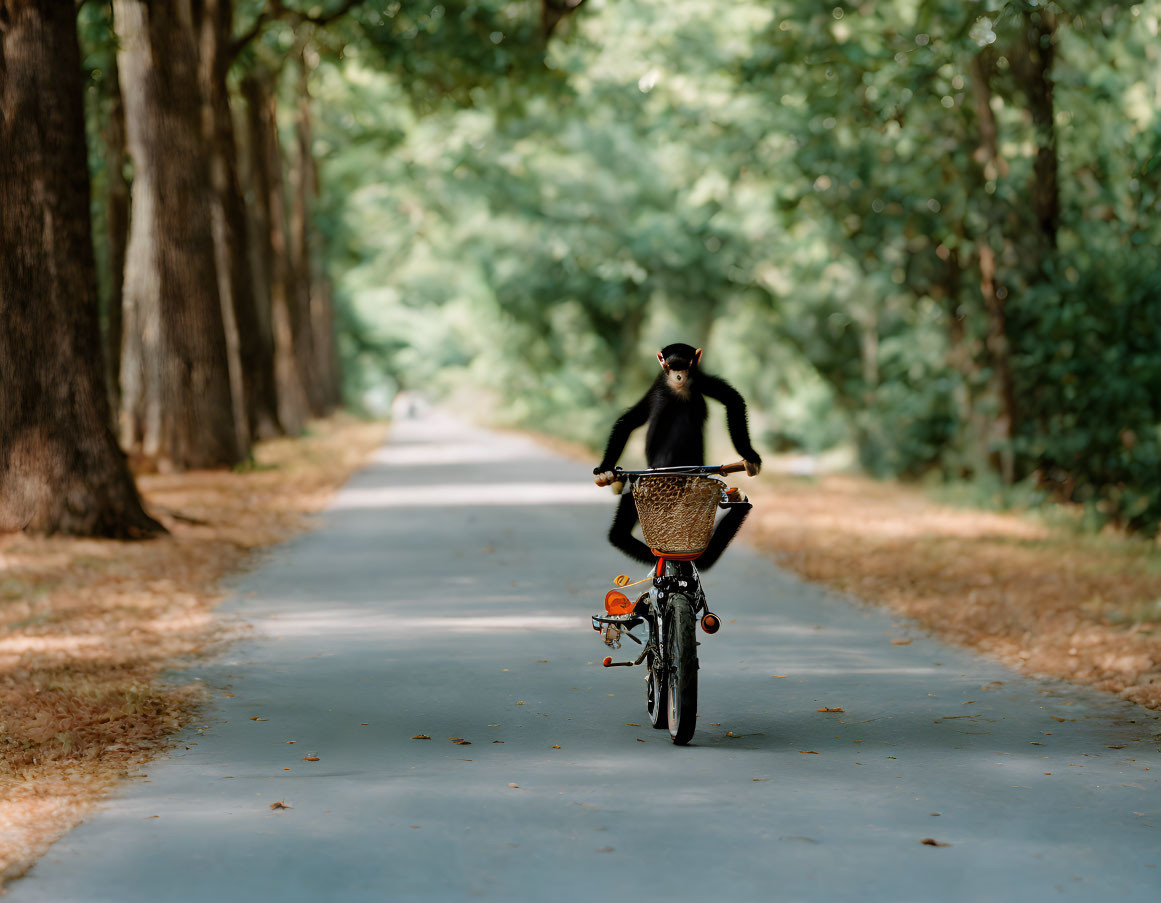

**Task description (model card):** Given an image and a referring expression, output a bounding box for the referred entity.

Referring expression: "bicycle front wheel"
[666,593,699,745]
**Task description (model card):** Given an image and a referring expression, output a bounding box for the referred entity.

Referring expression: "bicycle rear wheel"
[666,594,698,745]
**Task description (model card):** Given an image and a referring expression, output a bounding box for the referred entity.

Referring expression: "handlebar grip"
[721,460,759,477]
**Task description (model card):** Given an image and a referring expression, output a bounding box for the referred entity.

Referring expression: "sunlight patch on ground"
[332,483,611,509]
[262,609,588,637]
[372,441,546,466]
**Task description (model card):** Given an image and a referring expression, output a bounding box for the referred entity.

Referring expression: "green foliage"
[308,1,1161,538]
[1013,249,1161,533]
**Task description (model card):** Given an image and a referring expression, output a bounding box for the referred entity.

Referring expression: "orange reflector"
[602,656,613,667]
[604,590,632,615]
[614,574,632,587]
[701,613,721,635]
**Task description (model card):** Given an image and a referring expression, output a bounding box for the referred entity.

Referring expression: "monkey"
[592,343,762,570]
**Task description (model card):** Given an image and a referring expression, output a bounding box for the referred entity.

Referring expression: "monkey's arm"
[702,374,762,467]
[594,394,651,473]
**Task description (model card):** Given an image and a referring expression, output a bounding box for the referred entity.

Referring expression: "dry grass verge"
[0,416,386,888]
[748,475,1161,710]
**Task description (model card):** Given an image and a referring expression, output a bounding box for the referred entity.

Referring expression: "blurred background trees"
[1,0,1158,536]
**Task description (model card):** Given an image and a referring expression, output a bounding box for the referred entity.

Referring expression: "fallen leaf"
[302,756,319,762]
[772,676,788,679]
[625,723,641,727]
[800,751,819,755]
[411,735,431,740]
[887,756,897,759]
[145,815,160,819]
[409,825,420,829]
[454,740,471,746]
[962,700,976,705]
[515,701,526,705]
[552,745,561,749]
[248,716,268,721]
[595,847,615,853]
[921,838,950,847]
[636,738,646,743]
[360,723,369,726]
[817,707,845,713]
[727,732,736,737]
[537,660,549,663]
[1107,745,1126,749]
[269,800,291,810]
[286,740,296,744]
[508,783,520,788]
[492,740,505,744]
[891,639,913,646]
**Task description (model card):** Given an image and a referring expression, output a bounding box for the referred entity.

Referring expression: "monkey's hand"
[593,470,626,494]
[744,460,761,477]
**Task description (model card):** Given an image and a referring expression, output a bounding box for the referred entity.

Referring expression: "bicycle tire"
[666,593,698,745]
[646,647,668,729]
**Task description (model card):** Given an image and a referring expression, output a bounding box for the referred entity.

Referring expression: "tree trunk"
[241,68,309,435]
[114,0,242,471]
[197,0,282,442]
[290,47,328,417]
[100,42,130,417]
[296,47,343,412]
[1022,8,1059,252]
[970,51,1016,484]
[0,0,162,537]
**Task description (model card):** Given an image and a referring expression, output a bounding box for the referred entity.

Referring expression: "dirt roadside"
[747,475,1161,712]
[0,417,387,888]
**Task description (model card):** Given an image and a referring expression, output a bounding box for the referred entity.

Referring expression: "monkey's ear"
[657,351,666,368]
[694,348,703,367]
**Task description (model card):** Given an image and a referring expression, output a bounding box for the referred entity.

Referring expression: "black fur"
[594,344,761,568]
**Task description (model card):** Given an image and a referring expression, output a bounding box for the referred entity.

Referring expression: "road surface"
[11,415,1161,902]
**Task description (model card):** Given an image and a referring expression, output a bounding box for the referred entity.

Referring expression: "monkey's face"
[657,347,701,398]
[665,367,692,397]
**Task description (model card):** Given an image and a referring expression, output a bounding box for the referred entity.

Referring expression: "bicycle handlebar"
[613,459,756,479]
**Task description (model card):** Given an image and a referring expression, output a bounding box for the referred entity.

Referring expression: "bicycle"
[591,461,755,745]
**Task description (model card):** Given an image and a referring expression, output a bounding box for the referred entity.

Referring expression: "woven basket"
[632,474,721,555]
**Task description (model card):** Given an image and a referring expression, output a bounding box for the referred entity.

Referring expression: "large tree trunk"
[114,0,242,471]
[289,49,324,416]
[291,47,338,415]
[970,51,1016,484]
[197,0,282,442]
[0,0,162,537]
[241,68,310,435]
[100,42,130,417]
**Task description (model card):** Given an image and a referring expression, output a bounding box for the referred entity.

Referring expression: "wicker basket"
[632,474,721,555]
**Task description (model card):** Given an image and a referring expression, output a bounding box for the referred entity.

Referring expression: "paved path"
[11,415,1161,902]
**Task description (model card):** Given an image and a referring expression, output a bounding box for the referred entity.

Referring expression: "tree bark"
[0,0,162,537]
[290,46,335,415]
[1021,8,1059,252]
[241,68,310,435]
[113,0,242,471]
[197,0,282,442]
[969,51,1016,484]
[100,40,130,417]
